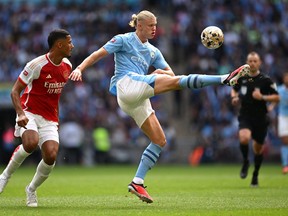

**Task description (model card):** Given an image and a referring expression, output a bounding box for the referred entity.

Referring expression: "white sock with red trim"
[2,144,30,178]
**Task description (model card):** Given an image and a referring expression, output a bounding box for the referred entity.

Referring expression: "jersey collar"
[46,53,62,66]
[133,32,148,45]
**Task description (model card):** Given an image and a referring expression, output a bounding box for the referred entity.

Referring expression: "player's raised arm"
[69,47,109,81]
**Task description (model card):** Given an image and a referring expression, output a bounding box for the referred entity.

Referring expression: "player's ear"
[137,20,142,29]
[56,40,63,48]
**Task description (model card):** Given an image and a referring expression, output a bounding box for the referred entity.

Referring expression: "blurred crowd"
[0,0,287,165]
[170,0,287,163]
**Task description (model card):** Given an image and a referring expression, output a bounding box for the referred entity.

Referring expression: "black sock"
[253,154,263,176]
[240,144,249,162]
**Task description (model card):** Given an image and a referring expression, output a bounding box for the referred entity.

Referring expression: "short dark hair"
[47,29,70,49]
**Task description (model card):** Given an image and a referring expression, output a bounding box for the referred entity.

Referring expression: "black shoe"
[250,175,258,187]
[240,160,249,179]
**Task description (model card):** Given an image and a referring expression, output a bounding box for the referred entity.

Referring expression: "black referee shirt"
[233,73,278,117]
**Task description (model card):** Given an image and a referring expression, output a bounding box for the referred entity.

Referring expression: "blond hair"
[129,10,156,28]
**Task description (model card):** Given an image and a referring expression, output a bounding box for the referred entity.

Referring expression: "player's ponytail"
[129,14,138,28]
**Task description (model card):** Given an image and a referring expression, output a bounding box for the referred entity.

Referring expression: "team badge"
[271,83,277,90]
[241,86,247,95]
[63,70,70,79]
[150,51,155,58]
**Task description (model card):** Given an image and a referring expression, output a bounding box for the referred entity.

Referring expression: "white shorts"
[14,111,59,148]
[278,115,288,137]
[116,73,155,127]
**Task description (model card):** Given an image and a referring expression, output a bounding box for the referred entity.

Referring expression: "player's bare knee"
[43,153,57,165]
[22,138,39,153]
[42,147,58,165]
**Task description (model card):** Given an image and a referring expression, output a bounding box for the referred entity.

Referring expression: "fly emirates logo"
[44,81,66,94]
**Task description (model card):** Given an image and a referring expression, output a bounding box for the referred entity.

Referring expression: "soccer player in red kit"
[0,29,74,207]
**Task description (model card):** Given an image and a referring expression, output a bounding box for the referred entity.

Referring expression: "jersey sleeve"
[233,85,240,91]
[18,60,41,85]
[103,35,123,54]
[151,48,169,69]
[265,78,278,95]
[63,58,72,70]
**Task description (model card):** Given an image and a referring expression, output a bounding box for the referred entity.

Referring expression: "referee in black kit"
[230,51,280,187]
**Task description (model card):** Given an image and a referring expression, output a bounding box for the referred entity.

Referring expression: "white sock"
[221,74,229,83]
[132,177,144,185]
[28,160,55,192]
[2,144,30,178]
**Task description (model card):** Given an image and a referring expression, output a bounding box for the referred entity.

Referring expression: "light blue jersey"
[103,32,169,95]
[278,85,288,116]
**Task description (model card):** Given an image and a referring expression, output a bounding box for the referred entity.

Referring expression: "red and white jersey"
[18,54,72,123]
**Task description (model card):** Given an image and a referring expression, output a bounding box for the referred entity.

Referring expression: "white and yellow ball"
[201,26,224,49]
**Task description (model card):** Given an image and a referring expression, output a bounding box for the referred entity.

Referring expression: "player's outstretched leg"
[223,64,250,86]
[128,182,153,203]
[179,64,250,90]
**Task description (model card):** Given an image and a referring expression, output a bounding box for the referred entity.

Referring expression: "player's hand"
[231,96,239,106]
[151,69,175,76]
[267,102,277,112]
[69,68,82,81]
[151,69,164,75]
[16,114,29,129]
[252,88,262,100]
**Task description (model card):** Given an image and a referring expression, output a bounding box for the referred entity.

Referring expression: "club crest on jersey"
[63,70,70,79]
[150,51,155,58]
[241,86,247,95]
[110,38,116,43]
[271,83,277,90]
[23,71,28,76]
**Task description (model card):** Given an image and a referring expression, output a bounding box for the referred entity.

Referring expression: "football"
[201,26,224,49]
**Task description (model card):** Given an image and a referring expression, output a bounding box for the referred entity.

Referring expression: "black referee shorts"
[238,115,270,144]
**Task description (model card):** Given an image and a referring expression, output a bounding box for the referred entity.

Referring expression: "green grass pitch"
[0,164,287,216]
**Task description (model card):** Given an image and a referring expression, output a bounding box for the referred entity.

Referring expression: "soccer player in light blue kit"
[277,72,288,174]
[69,10,250,203]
